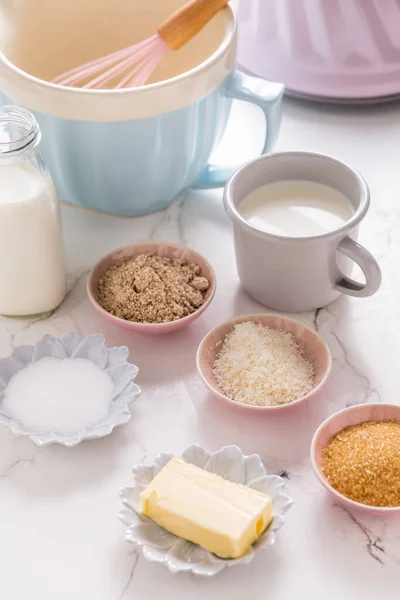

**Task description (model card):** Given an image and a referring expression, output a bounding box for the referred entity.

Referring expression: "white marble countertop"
[1,97,400,599]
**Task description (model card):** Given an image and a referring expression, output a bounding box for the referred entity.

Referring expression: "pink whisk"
[52,0,230,89]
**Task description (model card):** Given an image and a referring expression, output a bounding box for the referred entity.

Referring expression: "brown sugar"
[97,253,210,324]
[322,420,400,507]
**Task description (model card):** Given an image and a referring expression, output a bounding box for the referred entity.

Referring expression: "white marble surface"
[1,98,400,599]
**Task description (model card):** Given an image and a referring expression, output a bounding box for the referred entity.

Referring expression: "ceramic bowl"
[237,0,400,101]
[0,333,141,446]
[119,444,293,576]
[196,313,331,412]
[311,403,400,515]
[87,241,216,335]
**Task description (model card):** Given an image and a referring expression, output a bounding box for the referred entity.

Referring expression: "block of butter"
[140,456,273,559]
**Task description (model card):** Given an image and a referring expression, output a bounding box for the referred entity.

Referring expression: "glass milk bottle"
[0,106,67,316]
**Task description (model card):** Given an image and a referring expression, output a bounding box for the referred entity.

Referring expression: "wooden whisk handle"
[158,0,230,51]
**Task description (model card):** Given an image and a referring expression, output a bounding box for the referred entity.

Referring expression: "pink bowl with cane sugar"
[196,314,331,412]
[87,241,216,335]
[311,403,400,515]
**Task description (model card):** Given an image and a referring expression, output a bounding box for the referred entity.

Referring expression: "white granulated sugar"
[2,357,113,434]
[213,322,314,407]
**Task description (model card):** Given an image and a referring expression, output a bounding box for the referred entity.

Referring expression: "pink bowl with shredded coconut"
[87,241,216,335]
[196,313,332,412]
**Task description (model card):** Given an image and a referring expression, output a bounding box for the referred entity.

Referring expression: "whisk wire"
[53,35,160,88]
[115,37,168,89]
[84,41,156,89]
[128,43,169,87]
[51,43,139,85]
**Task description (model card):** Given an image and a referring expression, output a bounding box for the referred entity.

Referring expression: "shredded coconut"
[212,322,314,407]
[2,357,113,434]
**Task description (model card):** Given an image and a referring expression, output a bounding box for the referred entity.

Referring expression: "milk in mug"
[239,180,354,237]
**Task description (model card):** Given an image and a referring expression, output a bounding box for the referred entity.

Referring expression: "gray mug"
[223,152,382,312]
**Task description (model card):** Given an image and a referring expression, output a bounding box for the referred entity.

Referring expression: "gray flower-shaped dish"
[0,333,141,447]
[119,444,293,576]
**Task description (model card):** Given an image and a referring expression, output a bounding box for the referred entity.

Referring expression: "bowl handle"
[192,69,285,189]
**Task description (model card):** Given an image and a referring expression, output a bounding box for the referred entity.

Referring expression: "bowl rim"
[87,240,217,331]
[310,403,400,513]
[196,313,332,412]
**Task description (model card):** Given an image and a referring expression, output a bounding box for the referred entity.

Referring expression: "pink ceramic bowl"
[87,241,216,335]
[311,403,400,515]
[196,313,331,412]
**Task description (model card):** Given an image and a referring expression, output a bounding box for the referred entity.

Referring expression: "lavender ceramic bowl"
[87,241,216,335]
[311,403,400,515]
[196,313,331,412]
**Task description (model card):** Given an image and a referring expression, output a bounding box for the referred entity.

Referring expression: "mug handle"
[335,236,382,297]
[192,69,285,189]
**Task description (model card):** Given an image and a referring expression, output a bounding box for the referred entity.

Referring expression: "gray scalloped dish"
[0,333,141,447]
[119,444,293,576]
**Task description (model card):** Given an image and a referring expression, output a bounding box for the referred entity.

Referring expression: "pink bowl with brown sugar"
[87,241,216,335]
[196,313,332,412]
[311,403,400,515]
